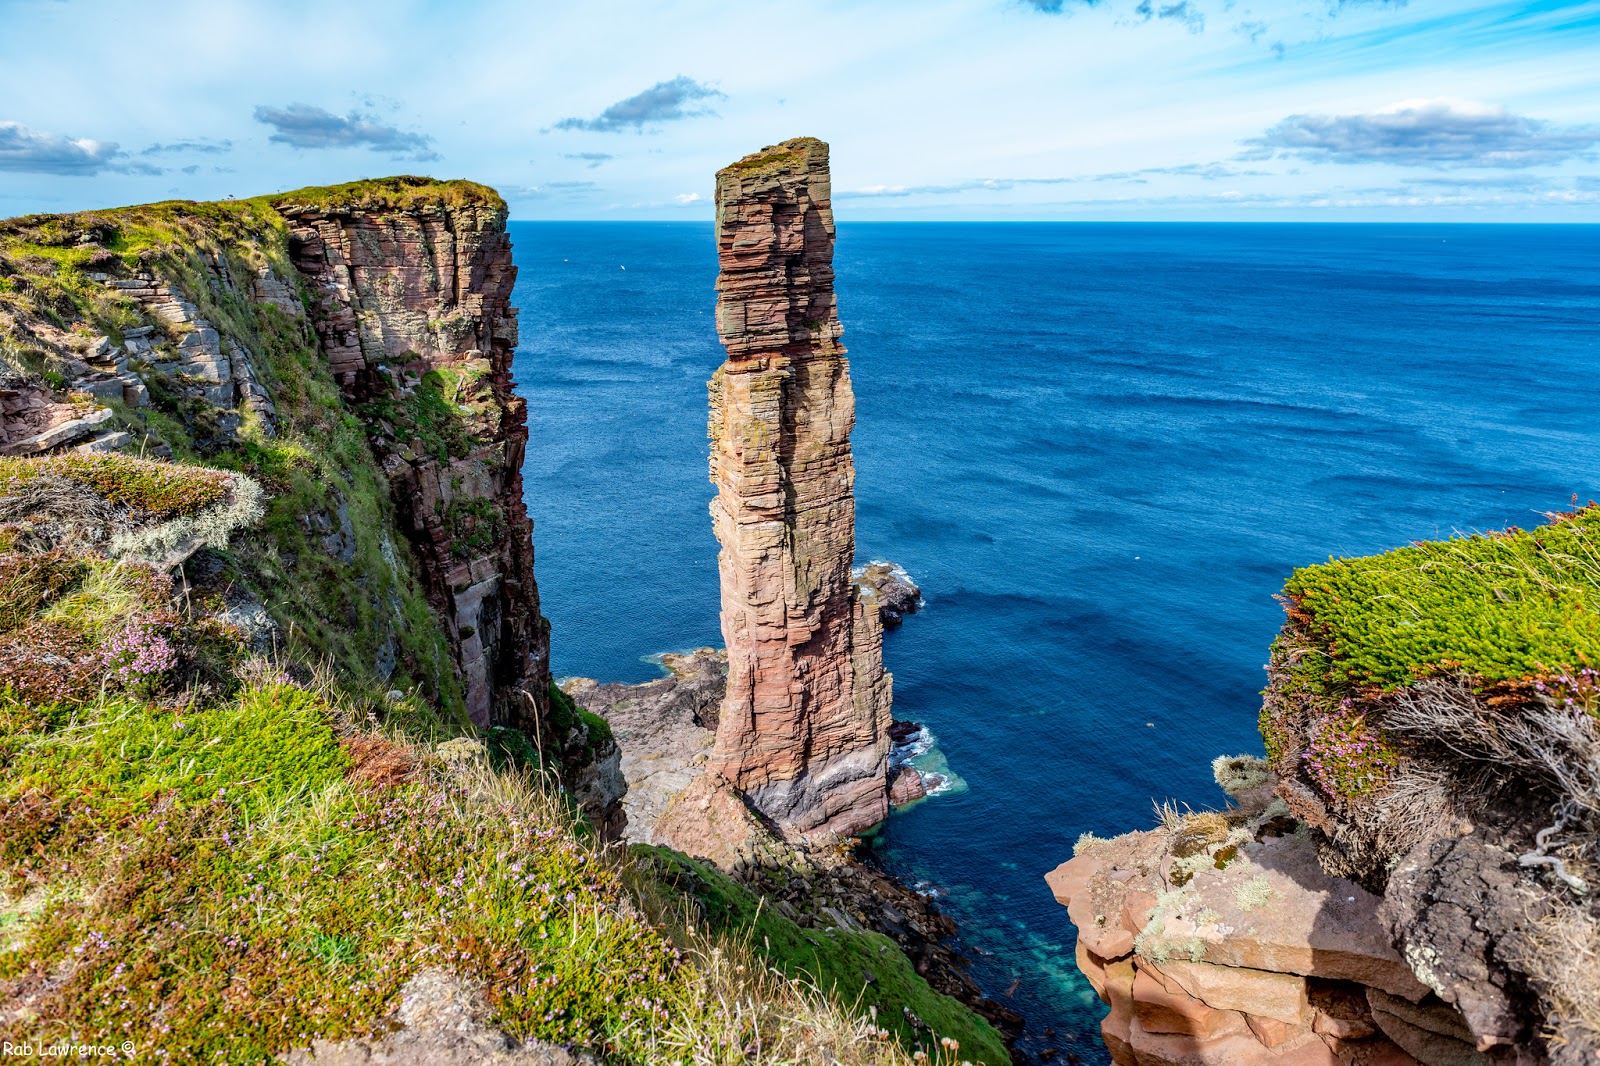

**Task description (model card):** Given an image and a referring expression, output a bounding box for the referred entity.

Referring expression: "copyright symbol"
[122,1043,134,1055]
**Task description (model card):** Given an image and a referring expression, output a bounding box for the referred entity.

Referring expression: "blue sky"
[1,0,1597,220]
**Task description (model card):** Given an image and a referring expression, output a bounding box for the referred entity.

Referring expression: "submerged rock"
[856,561,923,627]
[889,765,927,806]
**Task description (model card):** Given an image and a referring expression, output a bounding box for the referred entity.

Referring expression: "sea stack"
[705,137,892,839]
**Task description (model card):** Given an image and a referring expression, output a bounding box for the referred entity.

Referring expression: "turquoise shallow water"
[510,221,1600,1060]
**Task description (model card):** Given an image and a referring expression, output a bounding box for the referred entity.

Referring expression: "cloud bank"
[252,104,439,161]
[1246,99,1600,168]
[0,121,157,176]
[553,77,724,133]
[141,140,233,156]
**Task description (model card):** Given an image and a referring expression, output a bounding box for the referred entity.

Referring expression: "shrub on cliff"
[1259,504,1600,1060]
[1279,504,1599,693]
[0,454,232,519]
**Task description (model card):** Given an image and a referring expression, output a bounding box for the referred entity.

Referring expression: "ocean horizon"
[512,219,1600,1058]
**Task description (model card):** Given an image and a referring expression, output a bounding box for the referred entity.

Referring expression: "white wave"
[890,723,968,797]
[889,725,935,766]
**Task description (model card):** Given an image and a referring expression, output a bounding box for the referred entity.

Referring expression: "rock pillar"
[706,137,891,839]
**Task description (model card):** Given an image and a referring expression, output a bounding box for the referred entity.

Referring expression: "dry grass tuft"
[1525,900,1600,1065]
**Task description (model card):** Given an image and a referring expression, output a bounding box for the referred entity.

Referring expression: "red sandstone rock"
[652,772,768,869]
[1146,959,1311,1026]
[888,765,926,806]
[1077,941,1110,998]
[705,138,890,839]
[1132,968,1247,1039]
[1243,1013,1301,1049]
[1101,952,1140,1065]
[282,190,546,730]
[1048,818,1443,1066]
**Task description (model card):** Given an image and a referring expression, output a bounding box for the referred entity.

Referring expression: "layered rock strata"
[282,190,546,729]
[1047,781,1478,1066]
[706,137,892,839]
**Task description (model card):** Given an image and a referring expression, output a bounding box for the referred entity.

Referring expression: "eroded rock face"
[706,137,891,840]
[282,195,546,729]
[1379,831,1548,1058]
[565,647,725,844]
[1045,813,1483,1066]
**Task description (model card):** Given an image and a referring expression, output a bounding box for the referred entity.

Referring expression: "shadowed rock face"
[706,137,891,839]
[283,195,546,729]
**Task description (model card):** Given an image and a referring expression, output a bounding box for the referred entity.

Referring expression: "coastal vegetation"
[0,535,993,1063]
[0,180,1001,1064]
[1281,504,1600,692]
[1264,504,1599,801]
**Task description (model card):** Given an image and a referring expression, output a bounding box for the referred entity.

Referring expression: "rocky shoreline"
[564,647,1024,1048]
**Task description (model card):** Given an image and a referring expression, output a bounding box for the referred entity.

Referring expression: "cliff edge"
[1048,506,1600,1065]
[0,176,614,825]
[0,176,996,1065]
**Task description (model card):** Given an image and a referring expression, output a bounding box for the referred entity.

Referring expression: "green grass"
[0,551,88,632]
[0,454,232,518]
[1281,505,1600,693]
[638,848,1010,1066]
[257,176,504,214]
[1,680,978,1066]
[363,366,480,463]
[0,688,688,1063]
[547,680,614,757]
[719,137,822,177]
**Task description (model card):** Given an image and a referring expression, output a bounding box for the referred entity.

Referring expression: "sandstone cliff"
[280,188,545,730]
[1048,509,1600,1066]
[706,137,893,840]
[0,177,582,770]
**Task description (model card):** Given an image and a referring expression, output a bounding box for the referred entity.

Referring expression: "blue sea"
[510,221,1600,1061]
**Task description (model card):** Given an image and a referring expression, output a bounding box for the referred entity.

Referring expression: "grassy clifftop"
[0,185,1000,1064]
[0,460,990,1061]
[1264,505,1599,804]
[1280,504,1599,695]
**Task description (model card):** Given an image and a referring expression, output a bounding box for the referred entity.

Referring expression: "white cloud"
[253,104,439,161]
[1245,98,1600,168]
[0,121,156,175]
